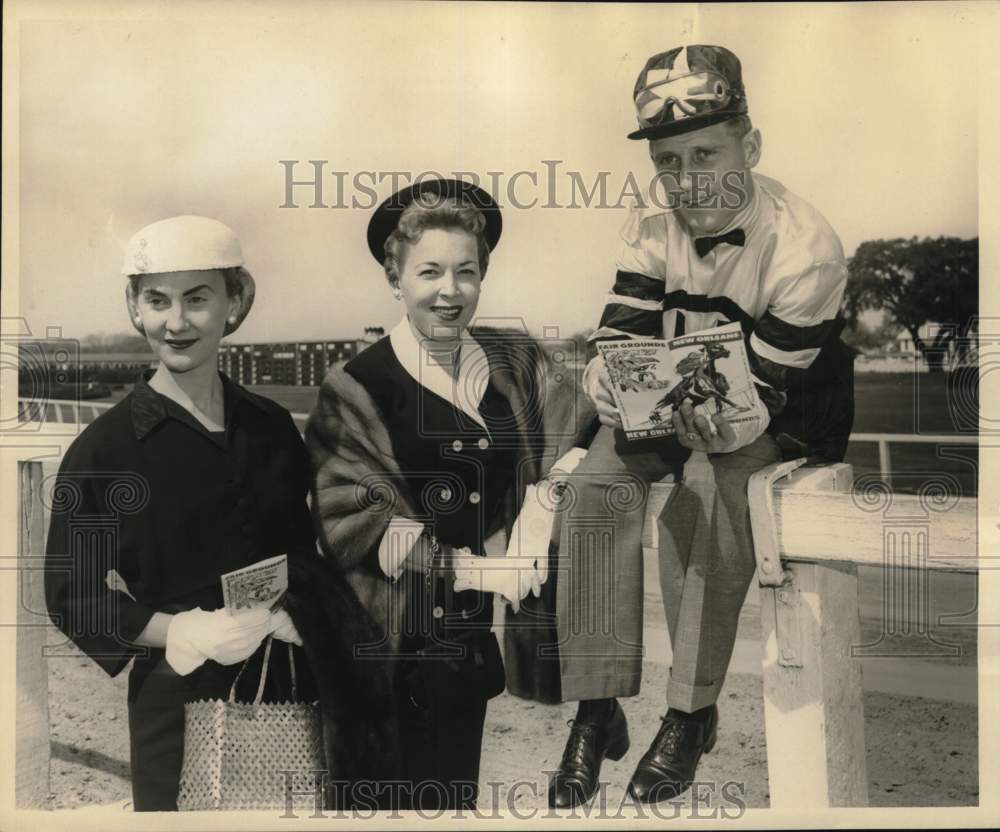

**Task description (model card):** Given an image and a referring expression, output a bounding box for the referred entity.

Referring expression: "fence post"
[753,463,868,807]
[877,440,892,481]
[16,460,51,808]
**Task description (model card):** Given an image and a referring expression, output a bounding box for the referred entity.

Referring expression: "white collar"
[389,317,490,429]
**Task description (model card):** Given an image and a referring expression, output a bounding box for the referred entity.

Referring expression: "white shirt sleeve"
[750,260,847,373]
[588,201,668,344]
[377,516,425,581]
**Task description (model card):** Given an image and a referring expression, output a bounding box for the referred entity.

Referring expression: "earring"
[227,315,237,324]
[392,289,401,300]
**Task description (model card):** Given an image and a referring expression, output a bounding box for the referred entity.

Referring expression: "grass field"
[843,372,977,496]
[252,371,978,428]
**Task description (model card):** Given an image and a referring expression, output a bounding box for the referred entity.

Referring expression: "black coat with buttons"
[305,328,596,712]
[342,336,520,687]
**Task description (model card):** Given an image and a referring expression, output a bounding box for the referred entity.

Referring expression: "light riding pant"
[555,424,781,711]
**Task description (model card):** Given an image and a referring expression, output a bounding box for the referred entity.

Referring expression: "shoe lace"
[651,714,687,757]
[559,718,598,771]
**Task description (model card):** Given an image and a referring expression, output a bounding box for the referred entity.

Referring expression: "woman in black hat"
[305,180,593,809]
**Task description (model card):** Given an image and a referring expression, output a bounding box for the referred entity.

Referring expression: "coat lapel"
[388,318,489,430]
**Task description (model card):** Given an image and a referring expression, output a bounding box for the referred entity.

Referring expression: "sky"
[15,2,982,344]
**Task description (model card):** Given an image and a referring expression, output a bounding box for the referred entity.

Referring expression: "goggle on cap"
[628,45,748,141]
[122,215,256,335]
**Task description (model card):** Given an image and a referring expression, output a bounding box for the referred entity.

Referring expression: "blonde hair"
[383,194,490,287]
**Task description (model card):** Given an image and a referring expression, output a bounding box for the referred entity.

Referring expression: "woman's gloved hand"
[452,547,538,614]
[507,479,567,592]
[269,608,303,646]
[165,607,273,676]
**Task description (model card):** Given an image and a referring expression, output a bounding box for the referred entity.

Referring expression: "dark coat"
[303,327,595,729]
[44,370,317,686]
[42,371,397,808]
[42,371,330,809]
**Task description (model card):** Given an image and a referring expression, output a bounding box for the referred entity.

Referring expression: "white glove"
[165,607,272,676]
[269,608,303,646]
[549,447,587,479]
[452,547,538,614]
[507,480,571,591]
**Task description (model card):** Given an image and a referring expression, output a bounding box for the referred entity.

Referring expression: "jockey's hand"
[673,398,739,453]
[592,365,622,429]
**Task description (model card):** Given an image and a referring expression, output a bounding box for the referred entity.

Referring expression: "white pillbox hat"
[122,215,256,335]
[122,215,247,276]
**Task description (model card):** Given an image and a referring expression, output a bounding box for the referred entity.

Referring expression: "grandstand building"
[18,327,385,389]
[217,327,384,386]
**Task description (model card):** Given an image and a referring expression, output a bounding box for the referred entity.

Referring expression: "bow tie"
[694,228,746,258]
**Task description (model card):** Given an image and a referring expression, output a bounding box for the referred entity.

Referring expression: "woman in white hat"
[44,215,314,810]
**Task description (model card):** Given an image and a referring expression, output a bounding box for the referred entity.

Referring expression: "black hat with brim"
[366,178,503,265]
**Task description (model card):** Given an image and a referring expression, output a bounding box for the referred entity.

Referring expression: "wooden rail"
[849,432,977,481]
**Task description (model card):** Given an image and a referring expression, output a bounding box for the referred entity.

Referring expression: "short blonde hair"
[383,194,490,287]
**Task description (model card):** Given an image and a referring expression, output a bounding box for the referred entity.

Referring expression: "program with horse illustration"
[597,322,764,441]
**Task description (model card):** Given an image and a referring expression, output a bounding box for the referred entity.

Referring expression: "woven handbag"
[177,636,326,811]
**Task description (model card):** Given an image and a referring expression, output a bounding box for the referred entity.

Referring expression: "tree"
[841,318,901,353]
[79,332,152,353]
[844,236,978,371]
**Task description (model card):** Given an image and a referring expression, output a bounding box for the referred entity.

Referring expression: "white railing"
[850,432,978,480]
[20,399,979,483]
[16,398,114,426]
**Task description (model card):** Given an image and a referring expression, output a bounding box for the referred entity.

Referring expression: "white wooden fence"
[18,398,980,482]
[850,432,978,482]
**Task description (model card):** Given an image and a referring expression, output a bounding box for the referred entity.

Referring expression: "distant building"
[893,322,954,354]
[217,327,385,386]
[78,352,159,371]
[17,345,157,385]
[17,328,387,390]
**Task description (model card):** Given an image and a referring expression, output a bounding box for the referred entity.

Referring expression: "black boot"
[627,704,718,803]
[548,700,630,809]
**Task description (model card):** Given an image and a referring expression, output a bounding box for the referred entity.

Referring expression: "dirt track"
[45,629,977,813]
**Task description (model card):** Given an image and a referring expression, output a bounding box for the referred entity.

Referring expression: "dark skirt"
[387,574,505,811]
[394,681,489,811]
